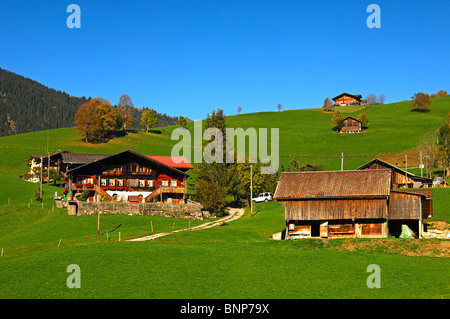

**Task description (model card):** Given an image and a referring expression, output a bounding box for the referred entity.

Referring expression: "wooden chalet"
[357,158,432,188]
[341,116,362,133]
[65,149,189,204]
[274,170,432,239]
[332,93,362,106]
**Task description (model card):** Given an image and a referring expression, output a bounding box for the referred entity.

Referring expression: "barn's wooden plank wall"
[388,191,422,220]
[282,198,388,221]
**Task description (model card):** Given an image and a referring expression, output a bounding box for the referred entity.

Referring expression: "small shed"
[341,117,362,133]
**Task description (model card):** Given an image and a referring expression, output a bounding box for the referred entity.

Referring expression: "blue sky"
[1,0,449,120]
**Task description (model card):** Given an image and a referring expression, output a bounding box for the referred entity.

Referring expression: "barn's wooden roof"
[274,169,391,200]
[343,116,362,123]
[357,158,432,183]
[61,152,109,164]
[29,150,72,161]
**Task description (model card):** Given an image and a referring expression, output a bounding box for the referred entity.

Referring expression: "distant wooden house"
[26,150,111,183]
[357,158,433,188]
[332,93,362,106]
[341,116,362,133]
[274,170,432,239]
[66,149,190,204]
[27,150,73,182]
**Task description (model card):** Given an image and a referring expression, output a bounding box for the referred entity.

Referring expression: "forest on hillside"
[0,68,177,137]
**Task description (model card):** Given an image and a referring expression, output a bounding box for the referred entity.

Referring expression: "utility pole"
[46,133,50,186]
[405,155,408,187]
[341,152,344,171]
[47,152,50,185]
[40,156,43,202]
[250,164,253,216]
[420,151,423,177]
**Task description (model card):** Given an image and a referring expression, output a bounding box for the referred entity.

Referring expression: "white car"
[252,192,273,203]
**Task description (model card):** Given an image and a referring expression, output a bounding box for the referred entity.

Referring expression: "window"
[162,180,169,187]
[147,180,153,187]
[139,180,145,187]
[139,166,144,172]
[129,179,137,187]
[109,179,115,186]
[84,178,93,184]
[101,179,107,186]
[170,180,177,187]
[131,165,137,173]
[117,179,123,186]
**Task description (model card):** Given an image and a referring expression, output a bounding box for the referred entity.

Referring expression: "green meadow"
[0,97,449,299]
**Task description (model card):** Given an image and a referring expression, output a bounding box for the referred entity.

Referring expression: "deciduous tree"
[411,92,431,112]
[140,109,158,132]
[331,110,344,131]
[357,113,369,129]
[438,113,450,177]
[365,94,377,105]
[322,98,334,112]
[74,98,105,142]
[177,116,187,128]
[117,94,134,130]
[289,157,299,171]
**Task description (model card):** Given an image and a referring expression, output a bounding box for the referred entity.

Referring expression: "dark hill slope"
[0,67,178,136]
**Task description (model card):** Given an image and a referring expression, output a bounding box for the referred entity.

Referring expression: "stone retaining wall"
[69,201,203,220]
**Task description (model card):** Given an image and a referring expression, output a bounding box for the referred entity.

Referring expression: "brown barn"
[66,149,189,204]
[274,170,432,239]
[332,93,362,106]
[357,158,432,188]
[341,116,362,133]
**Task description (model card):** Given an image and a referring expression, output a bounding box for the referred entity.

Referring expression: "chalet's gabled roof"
[343,116,362,123]
[332,93,362,101]
[29,149,72,161]
[66,149,189,177]
[357,158,432,182]
[274,169,391,200]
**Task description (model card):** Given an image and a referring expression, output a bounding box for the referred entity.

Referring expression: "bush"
[77,190,90,202]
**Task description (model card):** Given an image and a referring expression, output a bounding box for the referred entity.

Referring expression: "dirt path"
[127,208,245,242]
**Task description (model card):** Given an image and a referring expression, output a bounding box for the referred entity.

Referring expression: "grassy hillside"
[0,97,449,299]
[224,96,450,170]
[1,96,449,173]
